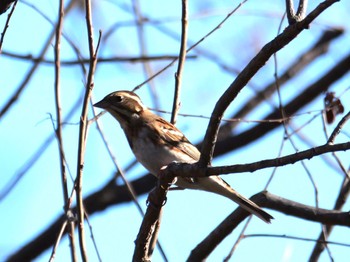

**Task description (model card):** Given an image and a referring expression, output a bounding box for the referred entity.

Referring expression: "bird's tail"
[197,176,273,223]
[224,188,273,223]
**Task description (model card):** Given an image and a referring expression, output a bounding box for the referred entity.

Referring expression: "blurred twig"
[309,111,350,260]
[212,51,350,157]
[6,174,157,261]
[0,51,196,64]
[92,105,145,215]
[6,138,350,261]
[133,1,247,92]
[131,0,160,109]
[0,0,77,119]
[217,28,344,139]
[188,191,350,261]
[244,233,350,247]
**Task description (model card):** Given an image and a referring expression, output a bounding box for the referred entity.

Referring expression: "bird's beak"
[94,99,109,109]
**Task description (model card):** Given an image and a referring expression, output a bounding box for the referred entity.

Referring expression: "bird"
[94,90,273,223]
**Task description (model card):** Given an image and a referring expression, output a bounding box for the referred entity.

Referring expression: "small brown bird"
[94,90,273,223]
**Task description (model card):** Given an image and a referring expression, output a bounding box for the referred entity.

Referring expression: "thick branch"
[212,51,350,156]
[217,27,344,139]
[132,172,173,262]
[188,191,350,261]
[199,0,339,167]
[165,141,350,179]
[6,175,157,262]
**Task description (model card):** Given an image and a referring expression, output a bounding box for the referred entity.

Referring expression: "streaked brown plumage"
[94,90,273,223]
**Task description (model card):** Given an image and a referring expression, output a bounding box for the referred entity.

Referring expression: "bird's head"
[94,90,146,124]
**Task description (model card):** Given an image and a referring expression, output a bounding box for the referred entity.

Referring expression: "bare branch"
[212,51,350,157]
[171,0,188,124]
[133,1,247,92]
[188,191,350,261]
[217,27,344,138]
[75,1,100,260]
[286,0,309,24]
[328,110,350,144]
[132,170,174,262]
[0,51,196,65]
[53,0,77,260]
[199,0,339,167]
[0,0,78,119]
[244,233,350,247]
[164,141,350,180]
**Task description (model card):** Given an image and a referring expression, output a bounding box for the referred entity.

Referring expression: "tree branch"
[199,0,339,167]
[188,191,350,261]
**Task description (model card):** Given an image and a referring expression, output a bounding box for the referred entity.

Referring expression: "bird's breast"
[131,135,194,177]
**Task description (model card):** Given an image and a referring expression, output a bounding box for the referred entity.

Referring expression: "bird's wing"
[155,117,200,162]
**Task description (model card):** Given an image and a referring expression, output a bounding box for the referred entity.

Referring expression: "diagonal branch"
[0,0,77,119]
[160,141,350,184]
[188,191,350,261]
[7,139,349,261]
[212,51,350,157]
[217,27,344,139]
[199,0,339,167]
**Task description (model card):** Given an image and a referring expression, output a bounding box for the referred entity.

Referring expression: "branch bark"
[199,0,339,167]
[188,191,350,261]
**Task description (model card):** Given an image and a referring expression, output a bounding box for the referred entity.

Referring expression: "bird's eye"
[115,95,123,103]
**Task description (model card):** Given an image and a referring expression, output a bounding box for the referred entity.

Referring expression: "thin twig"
[53,0,77,260]
[0,88,84,202]
[328,110,350,144]
[171,0,188,124]
[0,0,78,119]
[75,0,100,259]
[0,0,90,202]
[131,0,160,110]
[244,233,350,247]
[310,175,350,260]
[54,0,67,209]
[84,212,103,262]
[209,141,350,175]
[217,28,344,139]
[296,0,308,20]
[1,51,194,64]
[223,217,252,262]
[272,13,320,211]
[48,220,68,262]
[93,106,145,216]
[132,1,247,92]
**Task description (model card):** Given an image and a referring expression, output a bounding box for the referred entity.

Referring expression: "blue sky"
[1,0,350,261]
